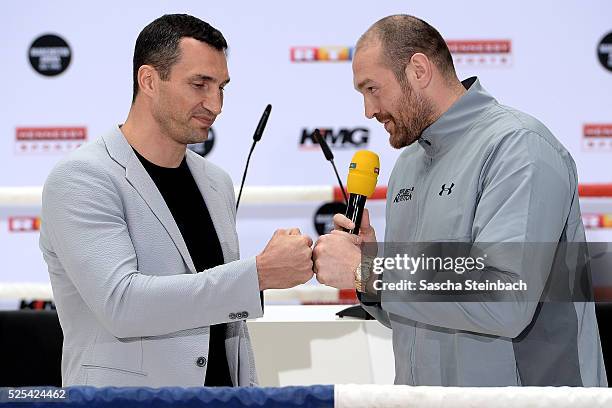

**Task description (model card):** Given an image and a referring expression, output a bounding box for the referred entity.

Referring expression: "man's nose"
[204,92,223,116]
[364,98,379,119]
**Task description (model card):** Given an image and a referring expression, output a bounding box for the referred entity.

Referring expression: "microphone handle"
[344,193,367,235]
[236,141,256,211]
[331,160,348,205]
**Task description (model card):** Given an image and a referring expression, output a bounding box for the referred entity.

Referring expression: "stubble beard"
[389,83,436,149]
[152,102,210,147]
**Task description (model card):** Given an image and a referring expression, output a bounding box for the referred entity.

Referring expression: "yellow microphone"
[345,150,380,235]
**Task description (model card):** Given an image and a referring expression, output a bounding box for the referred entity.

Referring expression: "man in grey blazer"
[39,14,314,387]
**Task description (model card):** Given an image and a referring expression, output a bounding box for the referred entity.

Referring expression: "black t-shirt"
[134,148,232,387]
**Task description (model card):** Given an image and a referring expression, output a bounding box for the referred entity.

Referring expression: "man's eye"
[368,86,377,94]
[193,83,205,89]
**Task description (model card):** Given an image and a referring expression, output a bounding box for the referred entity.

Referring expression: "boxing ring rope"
[1,184,612,302]
[1,385,611,407]
[1,183,612,206]
[0,385,611,407]
[335,384,612,407]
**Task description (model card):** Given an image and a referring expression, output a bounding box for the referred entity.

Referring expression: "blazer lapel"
[102,127,197,274]
[186,152,236,263]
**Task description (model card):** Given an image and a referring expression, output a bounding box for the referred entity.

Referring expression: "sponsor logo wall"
[598,32,612,72]
[299,128,369,150]
[15,127,87,154]
[0,1,611,286]
[447,40,512,67]
[8,217,41,233]
[28,34,71,77]
[290,46,353,62]
[583,124,612,151]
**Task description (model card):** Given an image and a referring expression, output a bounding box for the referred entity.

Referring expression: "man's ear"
[405,53,432,89]
[137,65,158,98]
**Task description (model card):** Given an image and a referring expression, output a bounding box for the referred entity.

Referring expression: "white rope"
[232,185,334,204]
[2,185,612,207]
[335,384,612,408]
[0,186,335,206]
[0,283,54,300]
[0,186,43,206]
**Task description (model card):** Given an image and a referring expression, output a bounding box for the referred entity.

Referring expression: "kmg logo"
[299,128,369,150]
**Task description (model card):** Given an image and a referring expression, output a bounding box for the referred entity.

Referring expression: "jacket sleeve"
[40,158,263,339]
[380,130,574,338]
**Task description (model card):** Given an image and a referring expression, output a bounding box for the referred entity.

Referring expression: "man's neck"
[121,106,186,168]
[429,79,466,125]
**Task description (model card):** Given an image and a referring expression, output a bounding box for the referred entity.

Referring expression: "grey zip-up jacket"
[363,77,607,386]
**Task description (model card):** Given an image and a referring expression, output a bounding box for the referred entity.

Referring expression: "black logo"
[300,128,369,149]
[29,34,71,76]
[439,183,455,196]
[188,127,215,157]
[597,32,612,72]
[394,187,414,203]
[314,201,347,236]
[20,300,56,310]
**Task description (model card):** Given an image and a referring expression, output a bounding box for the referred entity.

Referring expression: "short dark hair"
[358,15,456,83]
[132,14,228,102]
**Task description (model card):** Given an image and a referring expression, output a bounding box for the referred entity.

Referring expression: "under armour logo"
[439,183,455,196]
[394,187,414,203]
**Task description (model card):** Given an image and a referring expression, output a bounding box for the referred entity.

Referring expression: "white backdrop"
[1,0,611,287]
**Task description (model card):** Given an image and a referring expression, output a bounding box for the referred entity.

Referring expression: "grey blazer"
[39,127,263,387]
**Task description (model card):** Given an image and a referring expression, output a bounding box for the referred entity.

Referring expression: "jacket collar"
[418,77,496,157]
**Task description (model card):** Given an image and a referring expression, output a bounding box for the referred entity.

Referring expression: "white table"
[247,305,394,386]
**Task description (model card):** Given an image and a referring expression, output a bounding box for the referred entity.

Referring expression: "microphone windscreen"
[347,150,380,197]
[253,104,272,142]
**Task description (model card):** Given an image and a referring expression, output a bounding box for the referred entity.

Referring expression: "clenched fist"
[256,228,314,290]
[313,209,378,289]
[312,230,361,289]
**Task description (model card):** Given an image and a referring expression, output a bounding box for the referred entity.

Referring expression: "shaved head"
[356,15,456,84]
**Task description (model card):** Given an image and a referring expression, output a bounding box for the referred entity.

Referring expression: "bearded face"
[375,79,436,149]
[353,42,436,149]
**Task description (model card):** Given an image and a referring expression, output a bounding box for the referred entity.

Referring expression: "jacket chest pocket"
[418,183,473,241]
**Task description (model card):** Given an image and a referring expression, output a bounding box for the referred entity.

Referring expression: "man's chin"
[389,133,405,149]
[190,128,210,142]
[389,132,418,149]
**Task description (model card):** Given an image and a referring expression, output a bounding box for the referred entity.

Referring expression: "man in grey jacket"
[40,14,314,387]
[313,15,607,386]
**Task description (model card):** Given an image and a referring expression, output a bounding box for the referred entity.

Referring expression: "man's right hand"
[256,228,314,290]
[333,208,377,244]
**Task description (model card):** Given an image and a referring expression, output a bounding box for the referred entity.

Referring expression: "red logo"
[290,46,353,62]
[446,40,512,67]
[582,124,612,151]
[8,216,41,232]
[15,127,87,154]
[582,213,612,229]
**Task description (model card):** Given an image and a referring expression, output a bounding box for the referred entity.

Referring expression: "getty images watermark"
[358,242,607,302]
[370,253,527,292]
